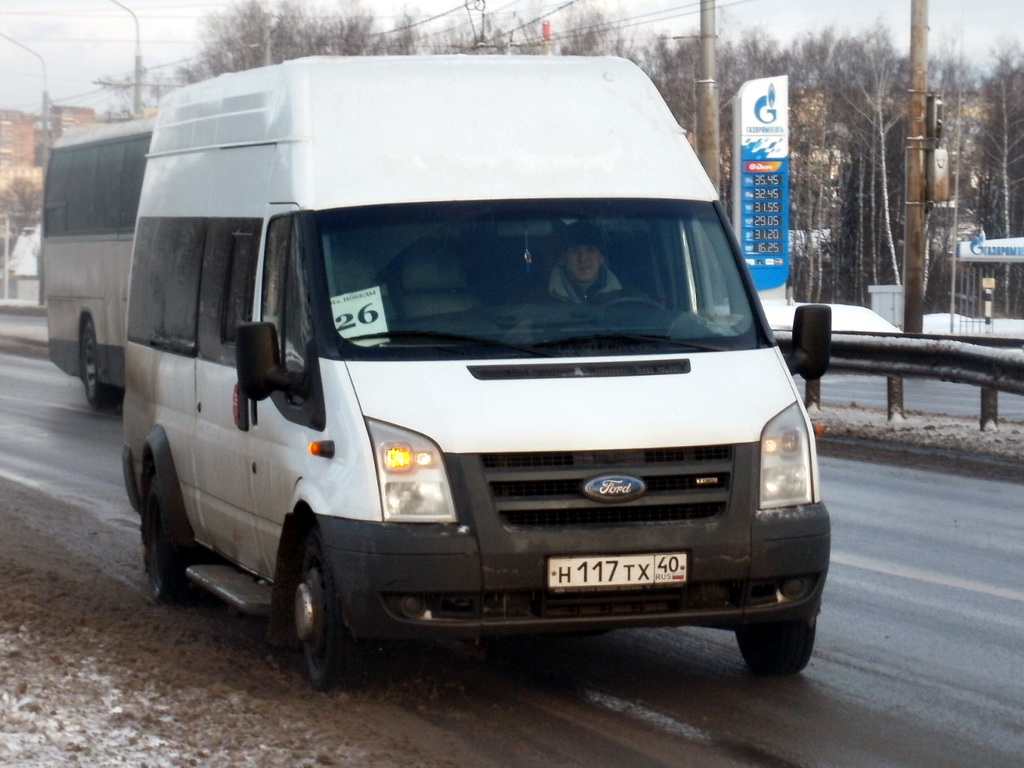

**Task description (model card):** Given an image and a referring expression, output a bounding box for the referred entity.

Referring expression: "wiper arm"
[534,333,728,352]
[345,330,554,357]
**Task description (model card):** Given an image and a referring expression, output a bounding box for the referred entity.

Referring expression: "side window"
[263,215,312,378]
[96,142,125,233]
[43,150,71,236]
[65,146,99,235]
[127,216,206,354]
[197,218,261,364]
[119,135,150,233]
[223,229,259,344]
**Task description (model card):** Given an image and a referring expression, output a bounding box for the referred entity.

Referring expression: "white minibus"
[122,56,831,691]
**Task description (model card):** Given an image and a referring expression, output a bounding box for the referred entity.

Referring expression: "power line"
[507,0,765,48]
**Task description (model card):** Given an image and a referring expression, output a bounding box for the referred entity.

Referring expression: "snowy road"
[1,350,1022,767]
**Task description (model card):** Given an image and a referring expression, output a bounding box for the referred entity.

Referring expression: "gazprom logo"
[754,83,778,124]
[582,475,648,503]
[967,229,1024,257]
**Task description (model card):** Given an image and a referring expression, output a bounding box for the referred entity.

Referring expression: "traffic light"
[926,94,944,142]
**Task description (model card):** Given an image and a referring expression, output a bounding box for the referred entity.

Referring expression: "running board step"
[186,564,272,617]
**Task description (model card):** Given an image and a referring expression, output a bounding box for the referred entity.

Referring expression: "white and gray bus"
[42,119,153,408]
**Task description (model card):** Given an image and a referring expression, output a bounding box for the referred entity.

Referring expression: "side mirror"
[236,322,293,401]
[788,304,831,380]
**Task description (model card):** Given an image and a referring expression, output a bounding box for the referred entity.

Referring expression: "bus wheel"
[142,475,191,603]
[79,317,122,410]
[295,525,362,691]
[735,619,816,675]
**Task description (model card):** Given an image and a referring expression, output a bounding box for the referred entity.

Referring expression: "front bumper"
[319,500,829,641]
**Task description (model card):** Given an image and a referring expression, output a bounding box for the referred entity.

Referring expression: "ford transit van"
[122,56,831,691]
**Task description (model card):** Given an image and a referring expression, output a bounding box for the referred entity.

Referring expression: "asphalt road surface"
[1,350,1022,767]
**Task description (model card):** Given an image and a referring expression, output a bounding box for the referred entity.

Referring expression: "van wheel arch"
[267,504,316,648]
[142,473,192,603]
[141,426,196,553]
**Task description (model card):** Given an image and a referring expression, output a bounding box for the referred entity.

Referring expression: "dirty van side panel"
[192,217,264,568]
[125,216,206,533]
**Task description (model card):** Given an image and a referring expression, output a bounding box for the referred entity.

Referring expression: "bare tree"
[841,25,907,287]
[1,178,42,234]
[179,0,386,82]
[975,42,1024,315]
[172,4,1024,317]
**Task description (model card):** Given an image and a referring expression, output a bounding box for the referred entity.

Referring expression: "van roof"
[150,56,717,207]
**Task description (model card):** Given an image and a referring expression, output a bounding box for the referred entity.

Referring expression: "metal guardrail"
[777,331,1024,429]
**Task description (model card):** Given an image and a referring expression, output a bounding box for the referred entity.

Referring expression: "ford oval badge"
[582,475,647,503]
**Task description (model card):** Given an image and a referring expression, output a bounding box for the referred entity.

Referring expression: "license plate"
[547,552,688,591]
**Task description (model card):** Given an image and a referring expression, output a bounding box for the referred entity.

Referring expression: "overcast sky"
[0,0,1018,115]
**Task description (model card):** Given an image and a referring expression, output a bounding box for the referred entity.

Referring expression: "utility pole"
[903,0,929,333]
[110,1,143,117]
[696,0,720,191]
[263,10,274,67]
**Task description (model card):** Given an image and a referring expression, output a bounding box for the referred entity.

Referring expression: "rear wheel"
[736,619,816,675]
[79,317,122,410]
[296,525,362,692]
[142,476,191,603]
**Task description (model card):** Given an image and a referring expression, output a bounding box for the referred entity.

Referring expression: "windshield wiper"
[534,333,729,352]
[344,330,554,357]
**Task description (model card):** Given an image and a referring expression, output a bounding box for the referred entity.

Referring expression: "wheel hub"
[295,570,325,648]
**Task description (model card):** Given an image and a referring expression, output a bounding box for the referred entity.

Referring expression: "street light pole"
[696,0,720,191]
[0,32,50,165]
[110,0,143,117]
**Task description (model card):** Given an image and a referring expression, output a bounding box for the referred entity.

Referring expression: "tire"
[142,476,192,603]
[736,619,816,675]
[296,525,362,692]
[80,317,123,411]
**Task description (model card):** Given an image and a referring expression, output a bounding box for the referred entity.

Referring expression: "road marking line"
[0,469,43,489]
[583,688,713,743]
[832,552,1024,604]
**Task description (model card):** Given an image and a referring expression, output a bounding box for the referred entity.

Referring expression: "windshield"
[314,199,764,359]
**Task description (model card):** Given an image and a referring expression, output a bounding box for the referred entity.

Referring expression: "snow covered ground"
[762,298,1024,338]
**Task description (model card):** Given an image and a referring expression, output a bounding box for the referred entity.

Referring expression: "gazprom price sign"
[733,76,790,294]
[956,231,1024,263]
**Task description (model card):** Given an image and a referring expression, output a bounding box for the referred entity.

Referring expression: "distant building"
[0,110,37,169]
[0,105,95,197]
[50,106,97,143]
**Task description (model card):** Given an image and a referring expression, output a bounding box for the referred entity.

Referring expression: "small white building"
[6,226,40,301]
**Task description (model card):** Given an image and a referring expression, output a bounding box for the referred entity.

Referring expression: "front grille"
[490,473,729,499]
[481,445,734,528]
[479,582,741,619]
[483,446,731,470]
[502,503,724,527]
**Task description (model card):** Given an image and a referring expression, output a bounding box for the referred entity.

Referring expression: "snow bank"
[762,300,900,333]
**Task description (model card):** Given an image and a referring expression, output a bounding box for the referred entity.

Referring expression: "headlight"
[759,403,813,509]
[367,419,457,523]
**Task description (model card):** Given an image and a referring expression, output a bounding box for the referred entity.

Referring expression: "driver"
[548,244,623,303]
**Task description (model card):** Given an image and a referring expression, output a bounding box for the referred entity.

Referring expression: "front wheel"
[735,619,816,675]
[142,476,192,603]
[296,525,362,691]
